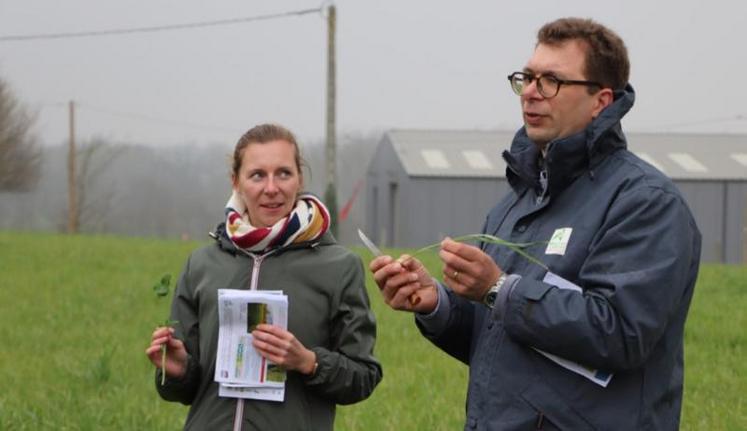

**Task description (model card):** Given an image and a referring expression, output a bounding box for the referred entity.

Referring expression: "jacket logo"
[546,228,572,255]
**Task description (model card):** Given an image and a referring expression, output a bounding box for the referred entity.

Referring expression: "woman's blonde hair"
[231,123,305,179]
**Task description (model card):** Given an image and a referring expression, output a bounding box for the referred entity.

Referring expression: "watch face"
[485,291,498,307]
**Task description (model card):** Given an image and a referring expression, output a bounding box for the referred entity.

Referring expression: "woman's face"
[232,139,303,228]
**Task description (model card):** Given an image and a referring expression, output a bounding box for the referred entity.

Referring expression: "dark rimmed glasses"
[508,71,602,99]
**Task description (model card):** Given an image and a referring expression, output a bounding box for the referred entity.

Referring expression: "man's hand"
[370,254,438,313]
[439,237,503,302]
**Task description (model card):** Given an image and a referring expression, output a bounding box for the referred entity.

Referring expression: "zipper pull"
[535,412,544,429]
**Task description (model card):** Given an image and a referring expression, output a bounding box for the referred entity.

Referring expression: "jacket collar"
[503,84,635,197]
[210,222,336,256]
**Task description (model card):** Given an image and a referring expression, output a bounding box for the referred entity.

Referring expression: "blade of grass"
[160,345,167,385]
[403,233,548,271]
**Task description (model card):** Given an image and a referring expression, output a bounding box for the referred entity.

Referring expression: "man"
[371,17,701,430]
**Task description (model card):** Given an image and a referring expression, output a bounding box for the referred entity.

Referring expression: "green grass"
[0,231,195,430]
[0,231,744,430]
[681,265,747,429]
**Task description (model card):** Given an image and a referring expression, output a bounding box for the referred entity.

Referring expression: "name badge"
[545,227,572,255]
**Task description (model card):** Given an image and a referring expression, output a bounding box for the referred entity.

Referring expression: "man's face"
[520,40,610,148]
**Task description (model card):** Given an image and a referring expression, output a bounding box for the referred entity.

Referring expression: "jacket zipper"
[233,252,268,431]
[249,254,265,291]
[536,169,548,205]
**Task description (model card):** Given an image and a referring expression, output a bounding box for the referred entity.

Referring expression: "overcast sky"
[1,0,746,148]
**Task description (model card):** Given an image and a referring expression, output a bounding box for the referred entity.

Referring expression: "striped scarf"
[225,191,330,253]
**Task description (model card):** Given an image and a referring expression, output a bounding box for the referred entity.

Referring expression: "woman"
[146,124,382,430]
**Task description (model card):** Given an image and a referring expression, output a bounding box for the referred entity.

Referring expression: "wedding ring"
[452,270,459,280]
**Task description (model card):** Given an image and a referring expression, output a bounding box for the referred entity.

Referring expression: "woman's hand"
[251,324,317,375]
[145,327,188,379]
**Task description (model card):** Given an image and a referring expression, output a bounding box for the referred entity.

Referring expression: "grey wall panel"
[366,136,405,247]
[410,178,454,247]
[399,177,508,248]
[676,181,724,263]
[725,182,747,264]
[394,166,411,248]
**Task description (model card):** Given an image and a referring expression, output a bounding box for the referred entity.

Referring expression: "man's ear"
[592,88,614,118]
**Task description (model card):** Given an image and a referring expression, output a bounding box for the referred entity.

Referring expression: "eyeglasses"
[507,71,602,99]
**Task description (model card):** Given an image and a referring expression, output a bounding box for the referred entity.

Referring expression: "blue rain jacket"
[418,85,701,430]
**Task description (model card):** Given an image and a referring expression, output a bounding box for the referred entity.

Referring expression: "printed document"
[215,289,288,401]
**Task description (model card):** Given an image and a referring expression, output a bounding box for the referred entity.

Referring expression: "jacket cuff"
[415,280,450,333]
[491,273,521,321]
[304,346,331,384]
[156,353,199,393]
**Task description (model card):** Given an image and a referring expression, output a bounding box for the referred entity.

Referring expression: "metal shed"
[365,129,747,264]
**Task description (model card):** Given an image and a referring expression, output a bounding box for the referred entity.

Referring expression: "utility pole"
[324,4,338,237]
[67,100,78,234]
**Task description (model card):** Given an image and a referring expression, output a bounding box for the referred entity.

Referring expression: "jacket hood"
[210,221,337,256]
[503,84,635,196]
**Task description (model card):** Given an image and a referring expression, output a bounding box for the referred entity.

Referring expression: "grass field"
[0,231,744,430]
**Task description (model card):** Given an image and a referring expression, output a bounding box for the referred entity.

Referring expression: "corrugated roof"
[386,129,747,180]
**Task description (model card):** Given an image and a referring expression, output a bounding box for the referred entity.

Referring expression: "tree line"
[0,78,378,245]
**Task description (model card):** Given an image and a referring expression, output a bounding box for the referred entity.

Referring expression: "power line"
[41,101,241,134]
[0,8,322,42]
[75,102,240,133]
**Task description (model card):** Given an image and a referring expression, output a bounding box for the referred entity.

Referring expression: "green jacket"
[156,224,382,430]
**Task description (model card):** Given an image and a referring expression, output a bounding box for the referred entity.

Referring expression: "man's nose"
[522,78,543,100]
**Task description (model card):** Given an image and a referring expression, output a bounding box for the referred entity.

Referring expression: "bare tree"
[0,78,39,191]
[75,138,125,233]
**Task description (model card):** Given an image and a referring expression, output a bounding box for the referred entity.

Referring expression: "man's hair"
[537,17,629,91]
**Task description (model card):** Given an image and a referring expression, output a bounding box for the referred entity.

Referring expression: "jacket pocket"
[299,385,313,431]
[518,379,596,431]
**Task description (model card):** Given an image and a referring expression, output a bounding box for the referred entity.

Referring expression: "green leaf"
[152,273,171,297]
[148,273,176,385]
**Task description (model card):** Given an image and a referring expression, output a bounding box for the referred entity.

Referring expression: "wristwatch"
[483,273,508,309]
